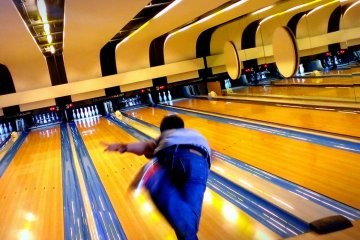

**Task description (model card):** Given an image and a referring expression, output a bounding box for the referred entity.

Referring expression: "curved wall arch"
[63,0,149,101]
[341,1,360,47]
[296,2,339,56]
[115,0,229,88]
[287,12,307,36]
[165,0,278,83]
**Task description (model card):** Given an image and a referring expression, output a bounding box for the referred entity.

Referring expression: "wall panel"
[63,0,149,100]
[0,1,52,92]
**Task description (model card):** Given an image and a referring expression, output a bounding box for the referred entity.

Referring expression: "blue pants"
[146,147,209,240]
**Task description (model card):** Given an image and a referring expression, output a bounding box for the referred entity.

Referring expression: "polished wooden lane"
[167,98,360,138]
[124,107,360,210]
[272,77,354,85]
[120,115,340,224]
[76,117,281,239]
[230,85,356,102]
[0,127,63,239]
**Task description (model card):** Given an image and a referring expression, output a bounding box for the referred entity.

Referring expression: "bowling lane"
[168,98,360,137]
[272,77,354,85]
[124,107,360,210]
[230,85,355,102]
[119,115,343,224]
[0,127,63,239]
[76,117,280,239]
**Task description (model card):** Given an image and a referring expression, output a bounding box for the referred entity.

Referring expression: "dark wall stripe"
[150,35,168,87]
[100,41,121,96]
[287,12,306,36]
[328,6,342,52]
[46,54,72,106]
[0,64,20,115]
[197,28,217,81]
[0,64,16,95]
[46,55,68,86]
[241,20,260,69]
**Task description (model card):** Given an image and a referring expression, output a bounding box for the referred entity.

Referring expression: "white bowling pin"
[158,92,162,102]
[94,106,99,115]
[84,107,88,118]
[148,93,154,105]
[8,122,12,132]
[87,107,92,117]
[163,92,167,102]
[76,109,80,119]
[72,110,76,119]
[168,90,172,101]
[0,124,3,135]
[3,123,8,133]
[80,108,84,119]
[91,106,95,116]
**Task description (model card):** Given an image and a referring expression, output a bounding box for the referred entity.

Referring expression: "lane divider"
[0,134,11,149]
[60,123,92,239]
[0,131,28,177]
[69,122,127,240]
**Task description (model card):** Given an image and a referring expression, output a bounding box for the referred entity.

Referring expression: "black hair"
[160,115,184,132]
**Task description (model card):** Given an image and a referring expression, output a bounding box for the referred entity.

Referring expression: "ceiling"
[11,0,246,57]
[11,0,184,56]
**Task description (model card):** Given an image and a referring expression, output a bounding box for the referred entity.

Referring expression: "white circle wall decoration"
[224,41,241,80]
[272,26,299,78]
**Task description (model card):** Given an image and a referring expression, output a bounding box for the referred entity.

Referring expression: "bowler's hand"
[101,142,127,153]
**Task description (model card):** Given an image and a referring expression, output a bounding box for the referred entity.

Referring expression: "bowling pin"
[87,107,92,117]
[80,108,84,119]
[148,93,154,105]
[91,106,95,116]
[0,124,3,135]
[72,110,76,119]
[76,109,80,119]
[163,92,167,102]
[8,122,13,132]
[168,90,172,101]
[84,107,88,118]
[3,123,8,134]
[95,106,99,115]
[158,92,162,102]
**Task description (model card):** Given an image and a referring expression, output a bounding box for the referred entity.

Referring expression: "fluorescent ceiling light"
[47,35,53,43]
[252,5,274,15]
[344,0,360,15]
[307,0,338,16]
[260,0,323,25]
[37,0,48,21]
[169,0,248,38]
[154,0,182,19]
[50,45,55,54]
